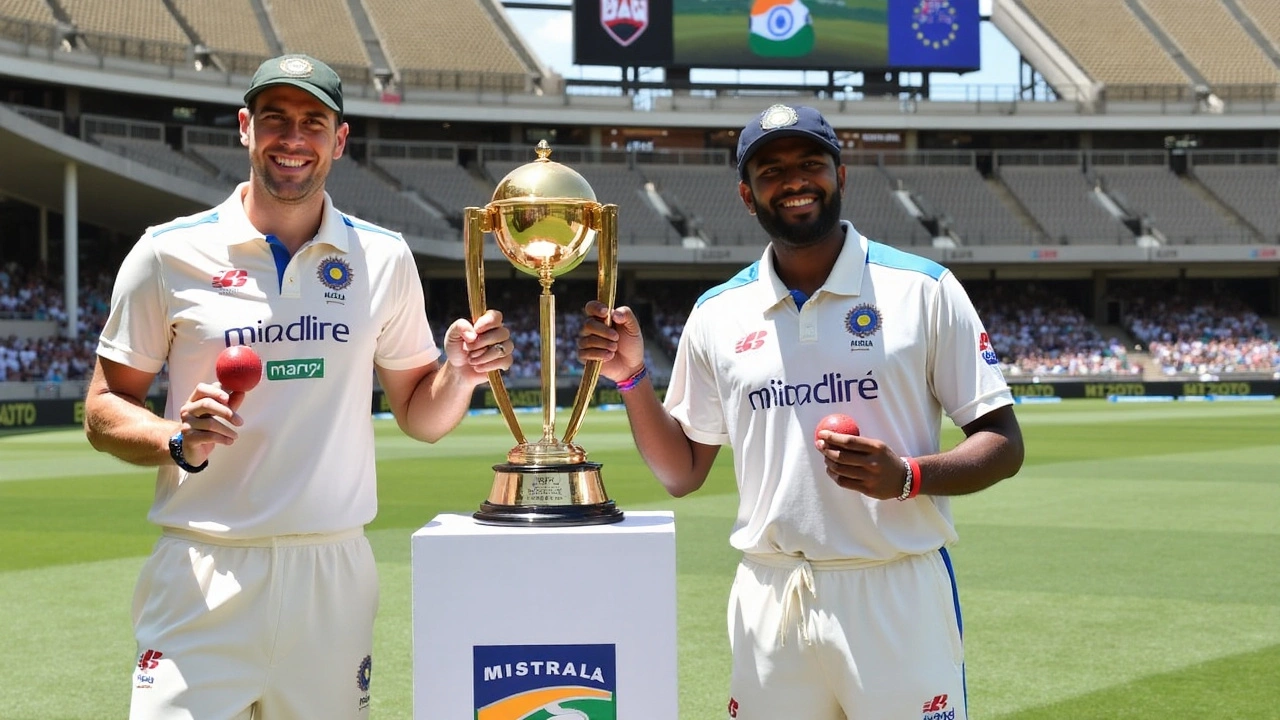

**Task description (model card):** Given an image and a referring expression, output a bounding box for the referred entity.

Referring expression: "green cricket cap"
[244,54,343,117]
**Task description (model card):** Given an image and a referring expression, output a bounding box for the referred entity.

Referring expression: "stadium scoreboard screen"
[574,0,980,72]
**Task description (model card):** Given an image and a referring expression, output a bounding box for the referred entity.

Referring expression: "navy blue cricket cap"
[244,54,343,118]
[736,104,842,180]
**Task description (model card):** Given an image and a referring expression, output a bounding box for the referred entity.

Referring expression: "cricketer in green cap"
[244,54,343,119]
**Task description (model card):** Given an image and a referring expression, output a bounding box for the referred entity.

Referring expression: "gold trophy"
[464,140,624,526]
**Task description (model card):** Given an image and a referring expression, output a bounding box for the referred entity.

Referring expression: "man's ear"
[738,180,756,215]
[237,107,250,147]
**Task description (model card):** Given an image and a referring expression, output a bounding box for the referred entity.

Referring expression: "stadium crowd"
[968,283,1140,377]
[1124,296,1280,377]
[4,268,1280,383]
[0,263,111,382]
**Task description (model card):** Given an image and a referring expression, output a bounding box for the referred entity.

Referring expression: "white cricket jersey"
[97,183,440,538]
[665,222,1013,561]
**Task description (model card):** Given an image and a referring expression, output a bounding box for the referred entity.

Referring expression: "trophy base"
[473,461,625,527]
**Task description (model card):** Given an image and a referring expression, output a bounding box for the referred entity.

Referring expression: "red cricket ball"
[216,345,263,393]
[815,413,860,442]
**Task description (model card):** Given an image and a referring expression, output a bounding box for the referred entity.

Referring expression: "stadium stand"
[1090,152,1253,243]
[1238,0,1280,51]
[639,164,763,246]
[1188,151,1280,241]
[80,113,221,185]
[840,163,933,246]
[0,0,55,25]
[60,0,190,63]
[170,0,273,72]
[880,161,1043,245]
[370,147,495,221]
[266,0,370,81]
[1121,289,1280,376]
[996,153,1135,244]
[1138,0,1280,93]
[1018,0,1193,94]
[363,0,534,90]
[968,281,1139,376]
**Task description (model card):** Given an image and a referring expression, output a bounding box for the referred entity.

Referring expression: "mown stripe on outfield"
[962,588,1280,718]
[953,523,1280,604]
[989,643,1280,719]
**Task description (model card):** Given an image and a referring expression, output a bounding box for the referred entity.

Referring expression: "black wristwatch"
[168,431,209,473]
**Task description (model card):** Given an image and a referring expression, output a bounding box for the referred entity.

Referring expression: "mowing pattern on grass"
[2,402,1277,719]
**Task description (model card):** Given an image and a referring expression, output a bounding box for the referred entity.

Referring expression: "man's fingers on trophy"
[473,308,504,332]
[584,300,611,319]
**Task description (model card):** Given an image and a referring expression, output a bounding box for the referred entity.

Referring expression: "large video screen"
[574,0,980,72]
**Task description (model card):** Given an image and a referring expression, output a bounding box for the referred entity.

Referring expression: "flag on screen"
[748,0,814,58]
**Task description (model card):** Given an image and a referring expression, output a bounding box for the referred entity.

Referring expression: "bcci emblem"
[355,655,371,711]
[356,655,372,692]
[845,304,881,350]
[317,256,353,304]
[279,56,314,77]
[911,0,960,49]
[474,643,616,719]
[760,104,799,131]
[600,0,648,47]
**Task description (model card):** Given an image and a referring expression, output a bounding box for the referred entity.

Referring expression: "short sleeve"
[374,241,440,370]
[664,305,730,446]
[930,272,1013,427]
[95,234,171,374]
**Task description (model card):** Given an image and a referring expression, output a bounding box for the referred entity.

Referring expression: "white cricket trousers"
[129,528,378,720]
[727,549,966,720]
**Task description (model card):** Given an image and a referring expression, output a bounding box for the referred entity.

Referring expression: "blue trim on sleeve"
[868,241,946,280]
[151,211,219,236]
[694,262,760,308]
[342,214,402,239]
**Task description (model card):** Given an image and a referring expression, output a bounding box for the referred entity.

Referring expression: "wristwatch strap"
[168,431,209,473]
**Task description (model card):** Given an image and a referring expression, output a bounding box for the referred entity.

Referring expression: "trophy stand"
[464,141,623,526]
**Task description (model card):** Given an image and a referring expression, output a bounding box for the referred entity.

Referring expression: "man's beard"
[251,153,323,204]
[752,186,842,248]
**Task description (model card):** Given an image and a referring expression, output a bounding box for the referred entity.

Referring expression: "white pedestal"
[411,510,677,719]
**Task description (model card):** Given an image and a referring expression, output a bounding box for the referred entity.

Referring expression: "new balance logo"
[922,693,955,720]
[213,269,248,288]
[138,649,163,670]
[734,330,768,353]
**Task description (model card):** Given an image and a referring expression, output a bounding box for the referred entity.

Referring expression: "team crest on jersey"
[600,0,648,47]
[356,655,372,710]
[317,256,353,304]
[845,304,881,350]
[474,643,616,719]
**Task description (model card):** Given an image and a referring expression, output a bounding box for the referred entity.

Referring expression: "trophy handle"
[464,206,527,445]
[562,203,617,446]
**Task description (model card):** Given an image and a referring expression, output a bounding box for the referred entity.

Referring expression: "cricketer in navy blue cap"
[736,104,842,181]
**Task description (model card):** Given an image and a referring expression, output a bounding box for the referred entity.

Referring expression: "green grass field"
[2,400,1279,719]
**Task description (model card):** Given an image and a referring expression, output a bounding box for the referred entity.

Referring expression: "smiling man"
[84,54,514,719]
[577,104,1024,719]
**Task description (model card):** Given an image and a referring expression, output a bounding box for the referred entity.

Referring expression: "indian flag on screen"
[748,0,815,58]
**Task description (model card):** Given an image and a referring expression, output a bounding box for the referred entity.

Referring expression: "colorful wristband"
[897,456,921,501]
[615,365,648,392]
